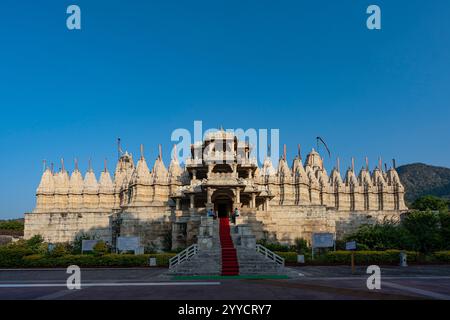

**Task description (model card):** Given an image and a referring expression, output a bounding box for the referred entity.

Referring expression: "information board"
[82,240,99,252]
[117,236,140,252]
[312,233,334,248]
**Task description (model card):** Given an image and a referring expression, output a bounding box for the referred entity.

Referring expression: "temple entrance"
[217,203,229,218]
[212,189,233,218]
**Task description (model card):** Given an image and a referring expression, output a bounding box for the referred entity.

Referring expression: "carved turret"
[54,159,70,210]
[35,167,55,212]
[83,161,99,210]
[129,145,153,205]
[69,159,83,210]
[99,160,114,209]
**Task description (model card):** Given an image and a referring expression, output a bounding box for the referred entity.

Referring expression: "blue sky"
[0,0,449,218]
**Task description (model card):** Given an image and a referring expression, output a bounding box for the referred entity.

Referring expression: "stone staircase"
[168,216,287,276]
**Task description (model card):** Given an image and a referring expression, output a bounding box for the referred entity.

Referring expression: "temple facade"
[24,130,408,250]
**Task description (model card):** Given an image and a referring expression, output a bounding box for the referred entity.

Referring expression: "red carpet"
[219,217,239,276]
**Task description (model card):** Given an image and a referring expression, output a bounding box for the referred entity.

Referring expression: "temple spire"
[297,144,301,160]
[158,144,162,160]
[365,156,369,170]
[351,157,355,172]
[392,158,396,169]
[140,144,144,160]
[336,157,340,172]
[283,144,287,161]
[104,158,108,172]
[378,157,382,170]
[61,158,65,172]
[173,144,178,161]
[74,158,79,171]
[117,137,122,160]
[88,158,92,172]
[43,159,47,173]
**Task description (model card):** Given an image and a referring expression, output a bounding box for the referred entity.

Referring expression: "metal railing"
[255,244,285,266]
[169,244,199,269]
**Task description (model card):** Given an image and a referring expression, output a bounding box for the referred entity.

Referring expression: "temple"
[25,129,408,250]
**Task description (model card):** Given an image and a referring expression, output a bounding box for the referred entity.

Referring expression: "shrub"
[274,251,298,263]
[48,243,70,257]
[0,247,34,267]
[433,251,450,263]
[92,241,109,256]
[294,238,309,254]
[257,239,291,252]
[71,233,98,254]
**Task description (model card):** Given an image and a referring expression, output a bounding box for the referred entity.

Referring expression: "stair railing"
[169,244,199,269]
[255,244,285,267]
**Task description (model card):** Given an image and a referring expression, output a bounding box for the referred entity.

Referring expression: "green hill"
[397,163,450,204]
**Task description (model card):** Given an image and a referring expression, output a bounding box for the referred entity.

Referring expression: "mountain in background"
[397,163,450,204]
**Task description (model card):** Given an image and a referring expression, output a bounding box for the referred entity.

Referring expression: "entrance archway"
[212,190,233,218]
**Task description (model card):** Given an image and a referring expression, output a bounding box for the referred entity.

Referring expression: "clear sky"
[0,0,449,219]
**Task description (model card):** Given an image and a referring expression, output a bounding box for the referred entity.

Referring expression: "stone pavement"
[0,265,449,300]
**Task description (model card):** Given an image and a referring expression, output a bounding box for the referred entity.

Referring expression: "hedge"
[275,250,427,265]
[274,251,298,263]
[0,250,176,268]
[432,251,450,263]
[321,250,420,264]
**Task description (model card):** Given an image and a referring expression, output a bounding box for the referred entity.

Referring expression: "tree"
[411,195,449,213]
[403,211,442,253]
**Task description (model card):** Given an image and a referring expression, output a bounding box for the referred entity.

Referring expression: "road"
[0,265,449,300]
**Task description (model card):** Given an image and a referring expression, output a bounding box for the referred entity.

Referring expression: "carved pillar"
[192,169,197,181]
[236,188,240,204]
[190,194,195,209]
[207,187,212,204]
[248,168,252,179]
[176,198,180,210]
[251,193,256,208]
[265,197,270,211]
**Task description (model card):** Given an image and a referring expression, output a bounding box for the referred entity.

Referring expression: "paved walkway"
[0,265,449,300]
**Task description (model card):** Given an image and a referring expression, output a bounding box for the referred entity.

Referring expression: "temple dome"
[37,168,55,194]
[262,157,276,176]
[99,170,114,193]
[277,158,291,177]
[69,169,83,194]
[330,168,343,186]
[54,169,70,194]
[152,157,168,179]
[132,157,151,185]
[305,148,324,170]
[345,168,358,186]
[83,170,98,193]
[169,158,183,179]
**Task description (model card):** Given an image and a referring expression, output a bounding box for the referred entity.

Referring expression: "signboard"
[312,233,334,248]
[82,240,99,252]
[117,236,140,252]
[345,241,357,251]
